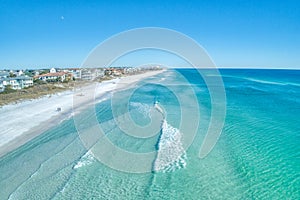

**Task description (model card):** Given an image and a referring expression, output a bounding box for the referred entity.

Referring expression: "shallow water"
[0,69,299,199]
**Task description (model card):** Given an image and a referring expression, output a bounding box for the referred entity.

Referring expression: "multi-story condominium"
[0,76,33,90]
[67,68,82,79]
[81,69,95,80]
[35,72,67,82]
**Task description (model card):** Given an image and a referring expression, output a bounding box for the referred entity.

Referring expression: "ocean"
[0,69,299,199]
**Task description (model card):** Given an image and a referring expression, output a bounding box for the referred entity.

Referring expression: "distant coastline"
[0,66,163,106]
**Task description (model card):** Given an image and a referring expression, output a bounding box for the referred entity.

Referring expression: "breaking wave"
[130,101,187,172]
[153,121,186,173]
[130,102,186,172]
[73,151,95,169]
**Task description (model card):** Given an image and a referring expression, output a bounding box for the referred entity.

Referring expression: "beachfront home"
[68,68,82,79]
[0,81,4,92]
[34,72,68,82]
[17,70,24,76]
[104,68,124,76]
[50,68,57,73]
[0,76,33,90]
[81,69,96,80]
[81,68,105,80]
[0,72,9,79]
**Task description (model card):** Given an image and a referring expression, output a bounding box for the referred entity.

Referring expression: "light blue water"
[0,69,299,199]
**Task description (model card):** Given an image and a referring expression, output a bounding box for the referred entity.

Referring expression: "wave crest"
[73,151,95,169]
[153,120,187,172]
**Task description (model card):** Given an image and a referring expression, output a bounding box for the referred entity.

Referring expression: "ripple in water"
[129,102,152,119]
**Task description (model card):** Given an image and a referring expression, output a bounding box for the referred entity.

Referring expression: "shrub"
[2,85,16,94]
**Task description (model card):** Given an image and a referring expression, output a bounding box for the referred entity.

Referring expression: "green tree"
[39,70,49,75]
[2,85,15,94]
[9,72,16,77]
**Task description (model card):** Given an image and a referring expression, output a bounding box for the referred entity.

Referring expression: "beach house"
[68,68,82,79]
[34,68,71,82]
[0,72,9,79]
[35,72,67,82]
[0,76,33,90]
[0,81,4,92]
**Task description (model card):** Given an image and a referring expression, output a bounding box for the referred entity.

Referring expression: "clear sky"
[0,0,299,69]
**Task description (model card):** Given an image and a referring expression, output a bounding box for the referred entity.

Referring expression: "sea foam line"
[131,101,187,172]
[153,120,187,172]
[73,150,95,169]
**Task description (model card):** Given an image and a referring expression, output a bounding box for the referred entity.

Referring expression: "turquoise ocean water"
[0,69,299,199]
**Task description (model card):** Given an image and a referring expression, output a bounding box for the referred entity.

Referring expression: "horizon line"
[0,66,299,70]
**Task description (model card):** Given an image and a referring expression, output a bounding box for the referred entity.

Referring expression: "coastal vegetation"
[0,66,162,106]
[0,82,73,106]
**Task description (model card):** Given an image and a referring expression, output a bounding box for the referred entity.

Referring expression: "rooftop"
[1,76,33,81]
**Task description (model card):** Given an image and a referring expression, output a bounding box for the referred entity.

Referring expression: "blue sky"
[0,0,299,69]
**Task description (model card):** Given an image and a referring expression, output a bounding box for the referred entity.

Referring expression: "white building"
[17,70,24,76]
[0,72,9,79]
[0,76,33,90]
[0,82,4,92]
[68,68,82,79]
[35,72,67,82]
[50,68,57,73]
[81,69,96,80]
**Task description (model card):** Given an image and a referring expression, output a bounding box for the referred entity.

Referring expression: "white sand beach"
[0,70,164,157]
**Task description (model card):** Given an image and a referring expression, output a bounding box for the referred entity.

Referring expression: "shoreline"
[0,70,165,158]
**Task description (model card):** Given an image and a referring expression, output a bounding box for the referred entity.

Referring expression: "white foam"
[245,77,287,86]
[73,151,95,169]
[153,120,187,173]
[224,75,299,87]
[130,102,152,118]
[129,102,186,172]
